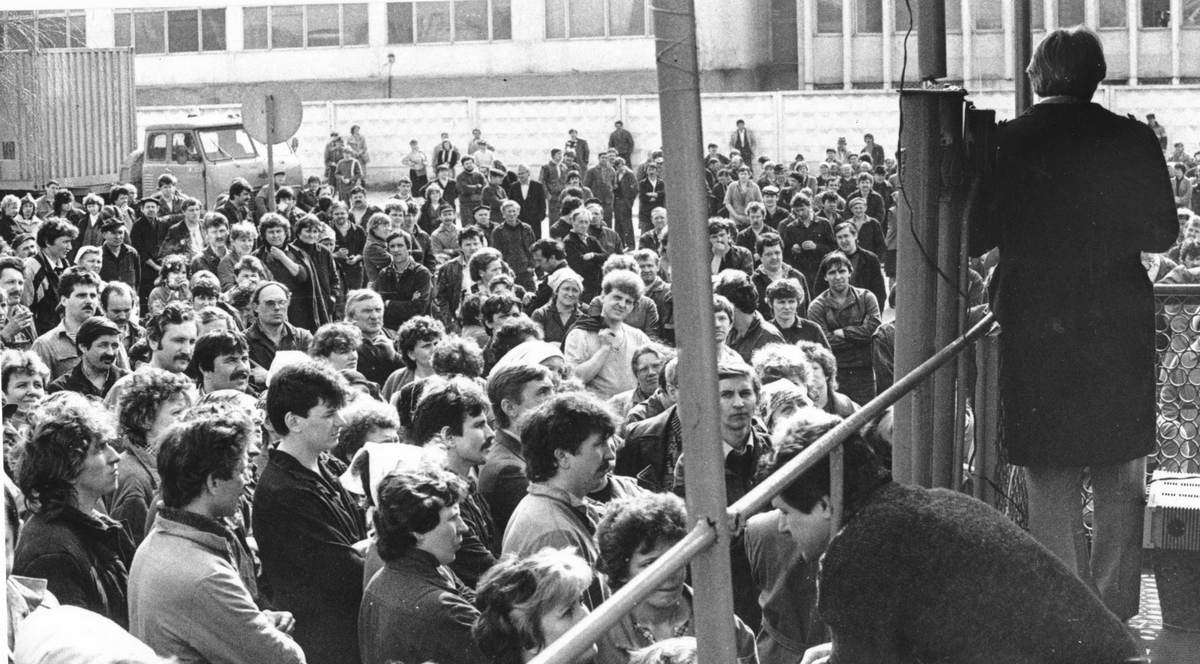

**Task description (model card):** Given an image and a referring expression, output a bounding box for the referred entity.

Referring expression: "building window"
[1059,0,1086,27]
[894,1,913,32]
[1099,0,1127,27]
[387,1,512,43]
[114,9,226,54]
[1141,0,1170,26]
[974,0,1002,31]
[816,0,842,34]
[945,0,962,33]
[243,4,370,49]
[1,10,87,50]
[770,0,798,64]
[544,0,651,39]
[855,0,882,33]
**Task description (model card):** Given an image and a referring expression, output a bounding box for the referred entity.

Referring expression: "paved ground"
[1131,566,1200,662]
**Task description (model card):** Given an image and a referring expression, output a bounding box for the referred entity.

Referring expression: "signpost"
[241,85,303,208]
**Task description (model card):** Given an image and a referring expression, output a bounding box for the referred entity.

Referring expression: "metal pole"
[266,93,276,209]
[652,3,737,664]
[1014,0,1033,113]
[918,0,947,81]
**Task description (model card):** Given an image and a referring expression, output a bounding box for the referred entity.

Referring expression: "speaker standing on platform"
[970,26,1178,622]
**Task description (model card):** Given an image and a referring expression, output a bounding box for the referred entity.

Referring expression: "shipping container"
[0,47,136,194]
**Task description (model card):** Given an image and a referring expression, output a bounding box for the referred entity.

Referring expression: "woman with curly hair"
[473,547,596,664]
[381,315,446,401]
[12,392,135,627]
[594,493,757,664]
[309,321,364,372]
[111,367,194,544]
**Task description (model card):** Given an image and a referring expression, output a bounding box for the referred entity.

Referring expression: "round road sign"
[240,85,303,145]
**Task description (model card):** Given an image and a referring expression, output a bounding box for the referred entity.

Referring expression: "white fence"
[137,86,1200,185]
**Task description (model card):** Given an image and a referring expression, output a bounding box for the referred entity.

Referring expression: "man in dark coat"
[637,163,666,235]
[507,164,548,235]
[255,362,367,664]
[608,120,634,164]
[970,27,1178,622]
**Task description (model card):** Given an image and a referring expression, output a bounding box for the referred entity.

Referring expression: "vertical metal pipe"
[918,0,947,81]
[1014,0,1033,114]
[651,4,737,664]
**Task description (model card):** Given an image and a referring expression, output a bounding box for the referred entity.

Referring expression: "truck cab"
[127,115,303,208]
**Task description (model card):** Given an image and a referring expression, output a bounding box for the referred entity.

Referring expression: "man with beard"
[193,329,252,395]
[32,267,125,380]
[244,282,314,386]
[0,255,35,350]
[46,316,128,398]
[344,289,402,387]
[501,392,615,610]
[409,377,498,587]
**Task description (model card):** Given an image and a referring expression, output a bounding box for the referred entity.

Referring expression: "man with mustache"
[0,255,35,350]
[410,377,498,588]
[501,392,616,610]
[104,301,198,408]
[47,316,128,399]
[193,329,252,395]
[32,267,127,381]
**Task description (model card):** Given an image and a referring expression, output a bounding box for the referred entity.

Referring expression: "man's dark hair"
[146,301,196,345]
[75,316,121,350]
[0,256,24,279]
[790,194,812,209]
[521,393,616,483]
[818,250,854,277]
[374,468,467,561]
[469,248,504,282]
[764,411,889,513]
[531,238,565,261]
[265,360,350,435]
[487,363,554,429]
[37,217,78,249]
[707,218,735,237]
[157,403,253,509]
[202,211,230,232]
[713,269,758,315]
[229,180,252,197]
[396,316,446,370]
[56,266,101,299]
[482,294,522,331]
[410,376,490,445]
[765,278,804,305]
[192,330,248,373]
[491,315,542,359]
[1026,26,1106,100]
[190,272,221,300]
[756,232,784,255]
[459,225,486,246]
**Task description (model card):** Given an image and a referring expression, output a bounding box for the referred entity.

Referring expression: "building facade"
[2,1,1197,105]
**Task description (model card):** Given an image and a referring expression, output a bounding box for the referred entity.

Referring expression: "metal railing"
[530,311,998,664]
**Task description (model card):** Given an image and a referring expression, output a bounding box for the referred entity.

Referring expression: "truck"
[127,115,305,209]
[0,47,137,196]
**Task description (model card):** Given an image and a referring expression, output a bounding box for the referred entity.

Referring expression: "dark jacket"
[359,549,484,664]
[813,247,886,309]
[450,481,497,588]
[46,363,127,399]
[617,405,682,493]
[433,258,466,331]
[507,179,548,229]
[780,217,836,288]
[357,329,403,388]
[12,507,136,628]
[477,429,528,540]
[491,222,537,280]
[971,100,1178,467]
[375,261,432,330]
[531,302,582,347]
[563,232,605,300]
[253,449,367,664]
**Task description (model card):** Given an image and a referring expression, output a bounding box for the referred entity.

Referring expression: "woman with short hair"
[594,493,757,664]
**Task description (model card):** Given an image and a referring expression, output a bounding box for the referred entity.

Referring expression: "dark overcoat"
[971,100,1177,466]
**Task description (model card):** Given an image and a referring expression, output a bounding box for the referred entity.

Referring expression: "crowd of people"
[0,46,1189,661]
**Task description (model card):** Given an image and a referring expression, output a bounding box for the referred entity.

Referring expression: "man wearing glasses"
[244,281,314,387]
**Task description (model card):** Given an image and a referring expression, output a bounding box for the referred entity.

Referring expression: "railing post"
[652,4,738,664]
